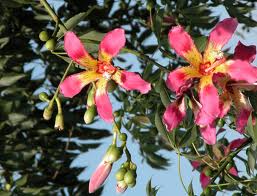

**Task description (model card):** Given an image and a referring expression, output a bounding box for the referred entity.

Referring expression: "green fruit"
[39,92,49,102]
[115,168,127,181]
[128,180,136,188]
[87,87,96,106]
[45,38,56,50]
[119,133,127,141]
[121,161,130,168]
[39,31,49,42]
[124,170,136,184]
[43,105,53,120]
[54,113,64,131]
[204,168,212,177]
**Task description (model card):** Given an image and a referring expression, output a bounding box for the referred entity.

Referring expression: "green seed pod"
[204,168,213,177]
[119,133,127,141]
[121,161,130,169]
[43,104,53,120]
[107,80,118,92]
[5,184,11,191]
[45,38,56,50]
[54,113,64,131]
[128,180,136,188]
[39,31,49,42]
[39,92,49,102]
[87,86,96,106]
[124,170,136,185]
[84,105,96,124]
[115,168,127,181]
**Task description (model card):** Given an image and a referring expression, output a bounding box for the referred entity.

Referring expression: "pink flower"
[60,29,151,123]
[164,18,257,144]
[200,172,210,188]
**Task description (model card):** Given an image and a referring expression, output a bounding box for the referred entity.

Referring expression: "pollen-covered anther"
[103,72,112,80]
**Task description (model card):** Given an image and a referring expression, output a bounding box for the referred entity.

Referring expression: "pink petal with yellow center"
[166,66,200,95]
[196,76,220,126]
[60,71,101,98]
[234,41,256,63]
[95,78,113,123]
[89,160,112,193]
[163,97,186,131]
[168,26,202,67]
[200,123,216,145]
[229,167,238,176]
[207,18,238,51]
[112,70,151,94]
[200,172,210,188]
[64,32,97,68]
[99,28,126,62]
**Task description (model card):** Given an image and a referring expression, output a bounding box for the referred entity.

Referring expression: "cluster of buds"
[39,30,56,50]
[39,92,64,131]
[115,161,137,193]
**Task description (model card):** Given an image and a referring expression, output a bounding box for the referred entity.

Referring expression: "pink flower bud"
[116,180,128,194]
[89,160,112,193]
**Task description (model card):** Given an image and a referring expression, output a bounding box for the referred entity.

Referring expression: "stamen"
[103,72,112,80]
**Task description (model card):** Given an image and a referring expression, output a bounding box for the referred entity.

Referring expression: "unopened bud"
[116,180,128,194]
[124,170,136,185]
[84,105,96,124]
[39,92,49,102]
[54,113,64,131]
[87,87,96,107]
[115,168,127,181]
[105,145,122,163]
[43,103,54,120]
[128,180,136,188]
[5,184,11,191]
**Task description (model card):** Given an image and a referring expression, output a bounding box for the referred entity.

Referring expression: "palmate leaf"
[146,179,159,196]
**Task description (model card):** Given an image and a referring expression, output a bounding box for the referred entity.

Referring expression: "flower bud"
[43,104,53,120]
[89,160,112,193]
[105,146,122,163]
[116,180,128,194]
[45,38,56,50]
[128,180,136,188]
[115,168,127,181]
[39,92,49,102]
[87,87,96,107]
[39,31,49,42]
[124,170,136,185]
[84,105,96,124]
[54,113,64,131]
[119,133,127,141]
[5,183,11,191]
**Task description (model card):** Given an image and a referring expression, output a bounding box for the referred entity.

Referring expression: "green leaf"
[193,36,207,53]
[246,114,257,144]
[0,37,10,49]
[16,174,28,187]
[188,181,195,196]
[247,148,256,174]
[156,79,171,107]
[153,8,164,43]
[0,73,26,87]
[146,179,159,196]
[80,30,105,42]
[178,126,198,148]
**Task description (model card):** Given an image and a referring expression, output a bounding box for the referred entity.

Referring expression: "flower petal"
[229,167,238,176]
[195,76,220,126]
[64,32,97,69]
[219,91,232,118]
[234,41,256,63]
[163,97,186,131]
[89,160,112,193]
[99,28,126,62]
[204,18,238,63]
[191,161,201,170]
[60,71,101,98]
[166,66,200,95]
[225,138,248,156]
[95,78,113,123]
[168,26,202,67]
[200,123,217,145]
[112,70,151,94]
[230,87,253,133]
[200,172,210,188]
